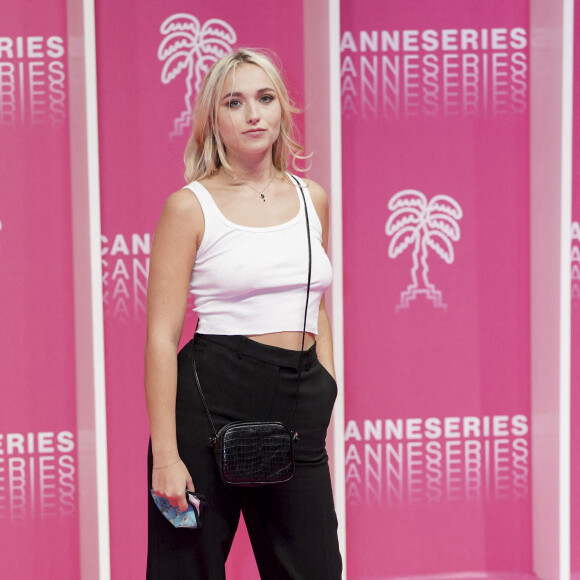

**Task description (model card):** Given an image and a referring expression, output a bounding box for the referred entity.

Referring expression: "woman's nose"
[247,102,260,124]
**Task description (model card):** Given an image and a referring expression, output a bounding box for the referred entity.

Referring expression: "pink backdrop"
[0,1,79,577]
[94,1,304,577]
[341,1,532,577]
[3,1,568,578]
[571,0,580,572]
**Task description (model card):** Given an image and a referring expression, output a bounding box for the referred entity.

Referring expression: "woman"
[146,48,342,579]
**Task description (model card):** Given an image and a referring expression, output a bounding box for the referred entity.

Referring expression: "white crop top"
[185,175,332,336]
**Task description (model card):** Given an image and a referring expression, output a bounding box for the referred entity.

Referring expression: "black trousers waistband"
[193,333,318,369]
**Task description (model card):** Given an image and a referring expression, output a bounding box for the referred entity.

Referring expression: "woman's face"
[216,63,282,161]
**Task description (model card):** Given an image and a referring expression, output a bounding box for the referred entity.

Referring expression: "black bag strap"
[192,347,218,439]
[289,174,312,433]
[192,173,312,442]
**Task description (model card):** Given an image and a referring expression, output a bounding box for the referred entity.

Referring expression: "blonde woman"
[146,48,341,579]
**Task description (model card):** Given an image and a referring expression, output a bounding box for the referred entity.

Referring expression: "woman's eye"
[227,99,241,108]
[260,94,274,103]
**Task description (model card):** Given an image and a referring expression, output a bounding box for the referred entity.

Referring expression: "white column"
[303,0,346,576]
[530,0,573,578]
[67,0,110,577]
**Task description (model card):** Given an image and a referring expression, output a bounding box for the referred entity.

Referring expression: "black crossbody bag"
[191,175,312,486]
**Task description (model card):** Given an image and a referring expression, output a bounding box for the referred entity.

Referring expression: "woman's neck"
[224,152,277,181]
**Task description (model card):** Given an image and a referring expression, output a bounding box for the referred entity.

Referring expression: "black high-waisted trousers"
[147,333,342,579]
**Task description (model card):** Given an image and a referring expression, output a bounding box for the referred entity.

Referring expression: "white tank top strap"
[183,181,228,254]
[287,173,322,236]
[183,181,217,218]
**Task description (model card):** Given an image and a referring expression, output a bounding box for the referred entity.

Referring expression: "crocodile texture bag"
[212,421,297,486]
[192,175,311,487]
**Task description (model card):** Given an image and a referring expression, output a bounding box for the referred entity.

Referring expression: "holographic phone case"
[150,489,205,529]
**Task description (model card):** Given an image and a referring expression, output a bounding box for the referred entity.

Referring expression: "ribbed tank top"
[184,174,332,336]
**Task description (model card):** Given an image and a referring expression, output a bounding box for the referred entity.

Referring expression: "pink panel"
[0,2,79,578]
[571,0,580,571]
[94,2,304,577]
[341,1,532,577]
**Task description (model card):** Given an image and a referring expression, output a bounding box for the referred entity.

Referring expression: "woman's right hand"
[152,458,195,512]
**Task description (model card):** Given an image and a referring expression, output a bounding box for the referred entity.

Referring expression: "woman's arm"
[317,296,336,379]
[145,188,203,510]
[307,179,336,379]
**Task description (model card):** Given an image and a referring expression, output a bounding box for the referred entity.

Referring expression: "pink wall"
[0,1,79,577]
[340,1,532,577]
[3,1,573,578]
[94,1,304,577]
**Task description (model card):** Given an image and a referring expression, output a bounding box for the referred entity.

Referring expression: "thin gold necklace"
[222,169,276,202]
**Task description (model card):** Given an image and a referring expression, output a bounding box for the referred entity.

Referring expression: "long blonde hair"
[184,48,305,183]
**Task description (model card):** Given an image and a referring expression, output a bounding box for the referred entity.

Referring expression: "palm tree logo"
[385,189,463,310]
[158,13,236,138]
[572,221,580,306]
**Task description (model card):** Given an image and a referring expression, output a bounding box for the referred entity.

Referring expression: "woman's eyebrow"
[222,91,243,100]
[221,88,275,101]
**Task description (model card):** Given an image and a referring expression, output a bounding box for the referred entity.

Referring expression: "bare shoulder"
[303,178,329,218]
[164,186,203,217]
[154,186,204,249]
[304,178,328,204]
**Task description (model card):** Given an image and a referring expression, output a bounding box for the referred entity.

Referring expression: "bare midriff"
[245,331,316,351]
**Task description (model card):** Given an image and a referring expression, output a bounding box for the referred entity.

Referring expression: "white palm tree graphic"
[385,189,463,310]
[572,221,580,305]
[158,13,236,138]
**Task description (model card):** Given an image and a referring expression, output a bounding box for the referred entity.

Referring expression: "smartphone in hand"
[150,489,206,529]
